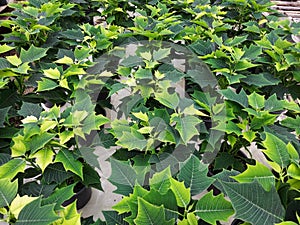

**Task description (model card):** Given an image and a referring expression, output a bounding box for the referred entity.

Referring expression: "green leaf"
[113,184,148,219]
[242,44,262,60]
[0,107,10,127]
[11,134,28,157]
[231,161,275,191]
[42,184,75,211]
[16,198,59,225]
[6,55,22,67]
[18,102,42,118]
[32,148,54,172]
[10,195,38,219]
[281,116,300,136]
[103,211,129,225]
[213,120,242,135]
[224,35,248,46]
[143,189,178,221]
[109,158,137,195]
[59,201,81,224]
[153,48,171,61]
[220,181,284,225]
[43,163,73,184]
[0,178,18,207]
[177,155,214,196]
[170,178,190,208]
[149,167,172,195]
[241,73,280,88]
[54,149,83,179]
[74,46,91,61]
[132,112,148,122]
[172,115,201,144]
[287,163,300,180]
[10,62,30,74]
[116,130,147,151]
[234,60,258,71]
[30,132,56,154]
[43,68,61,80]
[134,198,174,225]
[286,142,299,162]
[20,45,48,63]
[248,92,265,110]
[134,68,152,79]
[189,40,214,56]
[0,159,26,180]
[37,78,59,92]
[196,191,234,225]
[54,56,74,65]
[262,132,290,168]
[155,91,179,109]
[220,88,248,108]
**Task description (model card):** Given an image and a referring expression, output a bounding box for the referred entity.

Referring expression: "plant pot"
[0,0,7,7]
[62,183,92,210]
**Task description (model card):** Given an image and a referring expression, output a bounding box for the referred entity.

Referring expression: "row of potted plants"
[0,0,299,224]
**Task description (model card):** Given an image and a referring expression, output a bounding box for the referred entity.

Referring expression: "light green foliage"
[196,191,234,225]
[220,181,285,225]
[232,161,275,191]
[0,179,18,208]
[178,155,214,196]
[262,132,290,169]
[15,198,59,225]
[0,159,26,180]
[1,0,300,224]
[134,198,174,225]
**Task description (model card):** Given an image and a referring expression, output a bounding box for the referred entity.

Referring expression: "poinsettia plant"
[0,0,300,224]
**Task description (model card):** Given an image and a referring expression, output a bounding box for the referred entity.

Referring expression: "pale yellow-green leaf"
[0,44,15,54]
[73,127,85,139]
[140,51,152,61]
[0,207,7,215]
[54,202,81,225]
[170,178,190,208]
[267,160,282,173]
[132,111,148,122]
[59,78,70,90]
[231,161,275,191]
[99,70,114,77]
[138,126,154,134]
[6,55,22,67]
[40,120,57,132]
[10,195,38,219]
[183,104,209,117]
[287,163,300,180]
[11,134,27,157]
[275,222,298,225]
[0,159,26,179]
[31,24,52,31]
[287,142,299,161]
[72,110,88,124]
[32,148,54,172]
[21,116,38,124]
[287,178,300,190]
[0,71,18,78]
[55,56,73,65]
[154,70,165,80]
[43,68,61,80]
[178,219,189,225]
[242,131,256,143]
[59,131,74,145]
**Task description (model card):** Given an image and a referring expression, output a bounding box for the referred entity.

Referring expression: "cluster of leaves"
[0,0,299,224]
[89,0,300,224]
